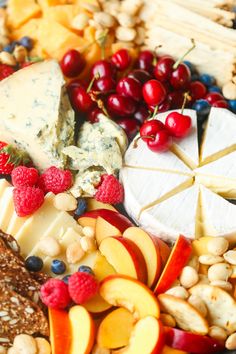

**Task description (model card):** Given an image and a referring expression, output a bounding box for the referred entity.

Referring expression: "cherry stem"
[133,135,154,148]
[181,92,191,114]
[152,105,159,118]
[87,73,100,93]
[97,99,110,117]
[152,45,162,66]
[173,38,196,70]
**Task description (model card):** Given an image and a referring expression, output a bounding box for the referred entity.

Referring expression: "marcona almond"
[165,286,189,299]
[226,333,236,350]
[207,237,229,256]
[93,12,116,28]
[117,13,136,28]
[199,254,224,265]
[0,51,16,66]
[13,334,37,354]
[80,236,97,253]
[208,263,232,282]
[66,242,85,264]
[71,13,89,31]
[115,27,136,42]
[38,237,61,257]
[179,266,199,288]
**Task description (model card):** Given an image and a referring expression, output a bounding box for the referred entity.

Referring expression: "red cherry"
[0,64,14,81]
[93,76,116,92]
[91,60,115,79]
[170,63,191,90]
[153,56,175,82]
[212,100,228,108]
[142,79,167,106]
[111,49,131,71]
[128,69,152,84]
[189,81,207,101]
[165,112,192,138]
[158,99,171,113]
[60,49,85,78]
[70,86,94,113]
[136,50,155,73]
[116,118,139,139]
[107,94,136,117]
[147,130,172,152]
[134,106,150,125]
[205,92,224,104]
[87,108,103,123]
[116,77,142,102]
[140,120,165,142]
[168,91,185,109]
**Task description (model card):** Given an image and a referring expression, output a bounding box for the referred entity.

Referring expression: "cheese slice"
[195,151,236,199]
[6,211,29,237]
[120,167,193,224]
[139,184,200,242]
[200,108,236,165]
[0,186,14,233]
[157,109,199,169]
[200,185,236,241]
[0,60,75,171]
[124,138,192,175]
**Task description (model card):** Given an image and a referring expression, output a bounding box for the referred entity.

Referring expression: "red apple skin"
[153,320,166,354]
[79,209,132,232]
[112,236,148,284]
[154,235,192,295]
[156,237,171,268]
[165,327,224,354]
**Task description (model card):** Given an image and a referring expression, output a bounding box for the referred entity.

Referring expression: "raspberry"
[95,174,124,204]
[11,166,39,187]
[68,272,99,304]
[13,186,44,217]
[40,278,71,309]
[0,64,14,81]
[38,166,73,194]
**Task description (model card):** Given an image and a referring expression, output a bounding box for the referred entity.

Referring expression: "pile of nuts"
[0,334,51,354]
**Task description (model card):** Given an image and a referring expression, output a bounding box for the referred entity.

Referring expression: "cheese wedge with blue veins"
[0,59,75,171]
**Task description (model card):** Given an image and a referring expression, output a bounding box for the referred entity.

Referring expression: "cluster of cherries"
[60,44,232,140]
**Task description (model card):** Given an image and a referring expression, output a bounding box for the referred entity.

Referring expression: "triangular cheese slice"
[200,108,236,165]
[139,184,200,242]
[195,151,236,199]
[157,109,199,169]
[0,60,75,171]
[124,138,192,175]
[200,185,236,241]
[120,167,193,225]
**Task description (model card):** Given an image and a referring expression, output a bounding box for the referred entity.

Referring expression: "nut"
[82,226,95,238]
[0,51,16,66]
[71,13,89,30]
[13,45,27,63]
[93,12,116,28]
[80,236,97,253]
[223,250,236,265]
[199,254,224,265]
[53,193,77,211]
[179,266,199,288]
[210,280,233,291]
[38,237,61,257]
[13,334,37,354]
[135,26,146,45]
[188,294,207,317]
[117,13,136,28]
[120,0,143,15]
[165,286,189,299]
[35,338,51,354]
[102,0,120,16]
[66,242,85,264]
[226,333,236,350]
[187,256,199,272]
[207,237,229,256]
[115,26,136,42]
[209,326,227,342]
[208,263,232,282]
[222,82,236,100]
[160,313,176,327]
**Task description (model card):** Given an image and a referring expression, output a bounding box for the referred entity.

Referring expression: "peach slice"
[123,227,163,288]
[97,308,135,349]
[83,293,112,315]
[99,275,160,319]
[69,305,95,354]
[113,317,165,354]
[87,198,117,212]
[93,252,116,282]
[99,237,147,283]
[49,308,71,354]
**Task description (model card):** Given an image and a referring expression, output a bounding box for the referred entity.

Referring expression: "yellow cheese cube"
[43,5,80,29]
[38,0,76,9]
[7,0,41,29]
[10,18,41,41]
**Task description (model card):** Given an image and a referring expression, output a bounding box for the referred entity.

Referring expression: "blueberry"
[183,60,196,74]
[228,100,236,113]
[192,99,211,116]
[20,36,34,51]
[78,265,94,275]
[3,44,15,53]
[208,85,222,94]
[25,256,43,272]
[62,274,71,284]
[199,74,216,87]
[74,198,87,217]
[51,260,66,275]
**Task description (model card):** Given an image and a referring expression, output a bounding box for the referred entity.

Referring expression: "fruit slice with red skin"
[155,237,171,268]
[49,308,71,354]
[99,236,147,283]
[69,305,95,354]
[97,307,135,349]
[99,274,160,319]
[162,346,188,354]
[83,293,112,315]
[114,317,165,354]
[123,227,162,288]
[154,235,192,294]
[165,327,224,354]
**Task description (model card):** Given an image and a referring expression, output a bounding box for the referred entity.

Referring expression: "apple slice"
[48,308,71,354]
[97,307,135,349]
[161,346,188,354]
[123,227,163,288]
[93,252,116,281]
[158,294,208,335]
[99,274,160,319]
[69,305,95,354]
[113,317,165,354]
[87,198,117,212]
[99,236,147,283]
[165,327,224,354]
[83,293,112,315]
[154,235,192,294]
[156,237,171,268]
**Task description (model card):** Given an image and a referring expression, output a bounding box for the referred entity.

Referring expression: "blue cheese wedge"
[0,60,75,171]
[70,169,104,198]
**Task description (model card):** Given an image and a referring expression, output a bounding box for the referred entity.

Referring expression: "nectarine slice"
[113,316,165,354]
[48,308,71,354]
[69,305,95,354]
[93,253,116,281]
[87,198,117,212]
[97,308,135,349]
[99,275,160,319]
[83,293,112,315]
[99,236,147,283]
